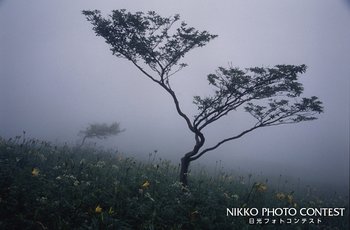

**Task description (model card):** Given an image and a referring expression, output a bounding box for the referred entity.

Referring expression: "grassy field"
[0,136,348,229]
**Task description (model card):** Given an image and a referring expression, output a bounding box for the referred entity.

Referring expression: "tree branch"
[190,125,262,161]
[130,60,161,84]
[159,83,196,133]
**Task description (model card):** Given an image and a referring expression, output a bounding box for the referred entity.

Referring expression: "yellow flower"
[31,167,40,176]
[287,194,293,204]
[255,183,267,192]
[95,205,102,213]
[142,180,150,189]
[276,192,286,200]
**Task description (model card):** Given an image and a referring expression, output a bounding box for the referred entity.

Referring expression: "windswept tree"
[79,122,125,147]
[83,10,323,185]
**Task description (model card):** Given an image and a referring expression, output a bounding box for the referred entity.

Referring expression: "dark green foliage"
[193,64,323,130]
[83,9,216,77]
[0,136,348,229]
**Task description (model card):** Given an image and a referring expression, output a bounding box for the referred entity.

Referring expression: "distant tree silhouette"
[83,9,323,185]
[79,122,125,147]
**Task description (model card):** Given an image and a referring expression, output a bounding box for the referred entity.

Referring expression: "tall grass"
[0,136,348,229]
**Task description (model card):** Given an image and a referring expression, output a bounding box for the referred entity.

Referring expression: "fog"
[1,0,349,192]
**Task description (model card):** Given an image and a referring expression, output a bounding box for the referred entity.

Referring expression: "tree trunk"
[79,136,87,148]
[180,156,191,186]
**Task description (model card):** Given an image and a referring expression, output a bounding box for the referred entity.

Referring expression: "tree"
[83,10,323,185]
[79,122,125,147]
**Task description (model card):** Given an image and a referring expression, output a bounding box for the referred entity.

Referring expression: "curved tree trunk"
[180,155,191,186]
[179,136,205,186]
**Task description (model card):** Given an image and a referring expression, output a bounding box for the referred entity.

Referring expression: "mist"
[1,0,349,193]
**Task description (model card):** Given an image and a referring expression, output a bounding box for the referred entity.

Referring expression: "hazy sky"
[1,0,349,190]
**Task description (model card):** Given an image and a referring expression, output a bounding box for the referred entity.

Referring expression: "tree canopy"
[83,9,323,185]
[79,122,125,147]
[83,10,216,84]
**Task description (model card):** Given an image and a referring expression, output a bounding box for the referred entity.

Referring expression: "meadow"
[0,135,348,229]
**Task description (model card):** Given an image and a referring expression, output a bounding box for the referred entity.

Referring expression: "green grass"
[0,136,348,229]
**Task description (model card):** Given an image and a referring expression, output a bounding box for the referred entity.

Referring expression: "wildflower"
[142,180,150,189]
[223,193,230,199]
[239,176,245,184]
[233,194,239,201]
[79,159,86,165]
[65,174,77,180]
[255,183,267,192]
[108,207,114,215]
[171,181,183,188]
[287,194,293,204]
[276,192,286,200]
[112,164,119,170]
[95,205,102,213]
[56,176,62,180]
[32,167,40,176]
[39,196,47,204]
[73,180,79,186]
[96,161,105,168]
[181,185,190,193]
